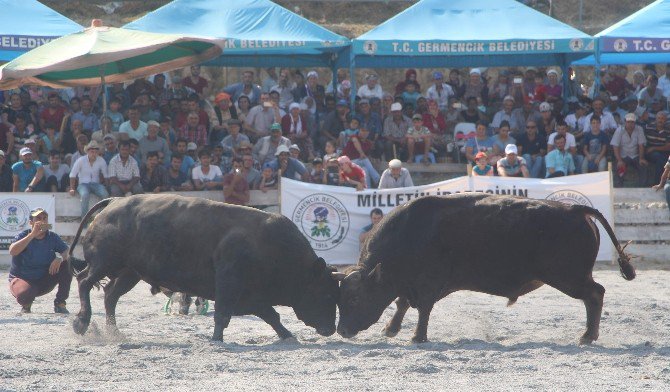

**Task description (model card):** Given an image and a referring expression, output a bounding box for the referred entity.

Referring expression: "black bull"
[336,194,636,344]
[68,194,339,340]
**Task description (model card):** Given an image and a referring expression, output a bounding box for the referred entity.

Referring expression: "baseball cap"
[270,122,282,131]
[388,159,402,169]
[625,113,637,122]
[289,144,300,152]
[539,102,552,112]
[20,147,33,156]
[391,102,402,111]
[187,142,197,151]
[503,95,515,103]
[547,69,559,76]
[289,102,301,111]
[433,71,443,80]
[412,114,423,121]
[147,120,160,127]
[307,70,319,79]
[474,151,487,160]
[29,208,47,219]
[504,144,518,155]
[336,99,348,107]
[275,145,290,156]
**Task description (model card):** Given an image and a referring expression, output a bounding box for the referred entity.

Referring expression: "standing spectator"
[138,121,170,164]
[357,74,383,100]
[378,158,413,189]
[545,134,575,178]
[252,123,291,165]
[516,120,546,179]
[119,106,148,141]
[472,151,494,176]
[269,144,309,181]
[425,71,454,112]
[406,114,433,164]
[8,208,71,314]
[382,103,411,161]
[544,69,563,102]
[39,92,66,131]
[44,150,70,192]
[12,147,44,192]
[293,70,325,113]
[644,111,670,183]
[612,113,648,187]
[107,140,142,196]
[69,141,108,217]
[337,155,365,191]
[0,150,13,191]
[282,102,315,161]
[192,149,223,190]
[359,208,383,247]
[447,69,465,99]
[241,152,261,189]
[139,151,168,193]
[309,157,325,184]
[224,70,262,106]
[657,64,670,98]
[497,144,529,178]
[222,157,250,205]
[182,65,209,100]
[581,116,610,174]
[244,93,282,141]
[262,67,279,93]
[270,68,295,110]
[166,153,193,191]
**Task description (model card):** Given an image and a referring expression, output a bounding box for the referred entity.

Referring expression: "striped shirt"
[108,155,140,181]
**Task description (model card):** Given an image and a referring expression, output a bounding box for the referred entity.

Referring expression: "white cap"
[307,70,318,79]
[504,144,518,155]
[388,159,402,169]
[275,144,290,156]
[390,102,402,111]
[539,102,552,112]
[19,147,32,156]
[503,95,515,103]
[187,142,197,151]
[289,102,301,111]
[147,120,160,127]
[289,144,300,152]
[625,113,637,122]
[0,149,5,157]
[547,69,559,76]
[469,68,481,76]
[24,138,37,144]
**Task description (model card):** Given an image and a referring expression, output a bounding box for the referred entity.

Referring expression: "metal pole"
[579,0,584,31]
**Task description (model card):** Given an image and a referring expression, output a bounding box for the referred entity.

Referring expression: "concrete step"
[613,188,666,203]
[614,205,670,224]
[615,225,670,242]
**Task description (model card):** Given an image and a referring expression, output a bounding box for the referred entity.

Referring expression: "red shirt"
[40,106,66,130]
[422,112,447,135]
[183,76,209,95]
[340,162,365,184]
[222,173,249,205]
[177,124,208,147]
[342,136,372,159]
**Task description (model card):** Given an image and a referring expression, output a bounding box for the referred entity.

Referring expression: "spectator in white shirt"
[107,140,142,196]
[378,159,414,189]
[69,141,108,217]
[118,106,148,141]
[357,74,383,100]
[192,148,223,190]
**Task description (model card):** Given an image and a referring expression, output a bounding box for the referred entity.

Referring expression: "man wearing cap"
[107,140,142,197]
[252,123,291,165]
[12,147,44,192]
[537,101,557,135]
[69,140,109,217]
[220,119,250,156]
[269,144,309,182]
[282,102,315,162]
[611,113,648,187]
[224,70,262,107]
[320,99,350,149]
[0,149,13,191]
[245,93,282,141]
[496,144,529,178]
[382,103,411,161]
[378,158,413,189]
[139,120,170,165]
[8,207,71,314]
[357,73,384,100]
[425,71,454,112]
[491,95,520,133]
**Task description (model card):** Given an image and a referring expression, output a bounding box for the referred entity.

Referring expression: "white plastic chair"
[453,122,476,162]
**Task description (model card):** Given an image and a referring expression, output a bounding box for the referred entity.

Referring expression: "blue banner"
[0,35,58,51]
[602,37,670,53]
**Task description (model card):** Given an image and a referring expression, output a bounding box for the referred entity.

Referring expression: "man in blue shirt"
[8,208,71,314]
[12,147,45,192]
[269,144,309,181]
[545,134,575,178]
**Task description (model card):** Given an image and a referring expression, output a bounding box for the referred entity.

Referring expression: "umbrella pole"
[100,71,107,118]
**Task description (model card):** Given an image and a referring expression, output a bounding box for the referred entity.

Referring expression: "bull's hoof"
[411,335,428,344]
[579,334,597,345]
[382,324,400,338]
[72,317,89,335]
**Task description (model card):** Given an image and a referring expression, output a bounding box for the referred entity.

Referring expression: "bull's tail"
[68,197,118,278]
[574,205,636,281]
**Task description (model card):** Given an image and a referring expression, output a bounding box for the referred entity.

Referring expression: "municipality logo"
[613,39,628,52]
[545,190,593,207]
[0,198,30,231]
[363,40,378,55]
[292,193,349,251]
[569,38,584,51]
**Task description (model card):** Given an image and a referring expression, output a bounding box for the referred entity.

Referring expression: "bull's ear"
[331,272,346,281]
[313,257,327,276]
[367,263,382,283]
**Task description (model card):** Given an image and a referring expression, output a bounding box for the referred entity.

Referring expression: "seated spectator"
[192,148,223,190]
[91,116,116,145]
[207,92,238,145]
[464,68,488,106]
[544,69,563,102]
[406,114,433,164]
[135,93,160,123]
[511,97,542,138]
[425,71,454,112]
[223,70,261,106]
[355,99,383,158]
[69,141,108,217]
[171,138,195,176]
[422,99,448,152]
[220,119,250,156]
[12,147,45,192]
[491,120,516,158]
[43,150,70,192]
[128,138,141,167]
[447,69,465,99]
[320,99,350,150]
[323,140,339,162]
[472,151,494,176]
[339,116,360,151]
[140,151,169,193]
[584,98,618,136]
[119,106,148,142]
[378,158,413,189]
[490,95,519,133]
[644,111,670,183]
[259,162,278,192]
[244,93,282,142]
[358,74,383,100]
[166,153,193,191]
[359,208,383,247]
[465,122,495,165]
[269,144,309,181]
[394,69,419,96]
[537,102,556,135]
[252,123,291,165]
[236,95,252,124]
[39,92,67,132]
[282,102,315,161]
[612,113,648,187]
[565,101,588,141]
[638,75,664,108]
[342,127,380,188]
[516,120,546,179]
[497,144,529,178]
[139,120,170,164]
[323,157,340,186]
[605,95,627,122]
[222,157,250,205]
[582,116,610,173]
[177,111,208,148]
[309,157,325,184]
[101,134,118,164]
[293,70,325,113]
[401,82,421,111]
[211,144,230,174]
[289,144,301,161]
[459,96,487,124]
[337,155,365,191]
[71,97,99,135]
[107,140,142,196]
[545,134,575,178]
[548,120,584,173]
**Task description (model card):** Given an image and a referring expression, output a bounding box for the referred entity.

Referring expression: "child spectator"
[472,151,493,176]
[324,157,340,186]
[400,82,421,111]
[323,140,339,162]
[339,117,360,151]
[259,163,277,192]
[310,157,325,184]
[107,98,124,132]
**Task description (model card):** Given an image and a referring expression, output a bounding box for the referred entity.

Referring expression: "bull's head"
[293,257,338,337]
[335,263,395,338]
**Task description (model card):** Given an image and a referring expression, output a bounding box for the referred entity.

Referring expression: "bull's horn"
[331,272,347,281]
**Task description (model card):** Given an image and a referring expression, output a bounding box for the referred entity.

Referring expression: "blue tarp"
[352,0,594,69]
[0,0,82,62]
[574,0,670,65]
[124,0,350,68]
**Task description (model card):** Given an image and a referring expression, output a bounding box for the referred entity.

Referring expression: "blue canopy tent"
[124,0,350,83]
[573,0,670,66]
[0,0,82,62]
[351,0,594,103]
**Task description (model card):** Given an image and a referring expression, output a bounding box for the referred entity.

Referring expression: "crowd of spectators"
[2,63,670,209]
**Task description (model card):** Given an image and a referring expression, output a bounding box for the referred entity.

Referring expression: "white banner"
[281,172,614,265]
[0,195,56,253]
